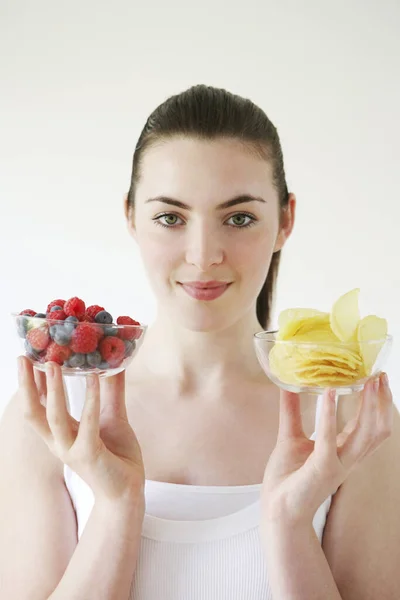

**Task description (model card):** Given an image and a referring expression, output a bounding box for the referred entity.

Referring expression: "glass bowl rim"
[254,329,392,347]
[11,312,147,330]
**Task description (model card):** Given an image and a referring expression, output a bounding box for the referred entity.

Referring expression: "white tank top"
[63,376,334,600]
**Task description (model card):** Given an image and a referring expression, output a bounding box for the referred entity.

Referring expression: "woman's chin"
[169,307,237,334]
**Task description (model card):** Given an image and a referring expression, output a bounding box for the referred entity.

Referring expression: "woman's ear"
[273,193,296,253]
[124,194,137,240]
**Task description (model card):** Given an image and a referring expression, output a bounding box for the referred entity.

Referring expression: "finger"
[338,376,379,469]
[363,372,393,456]
[314,389,337,457]
[277,390,305,440]
[45,362,76,451]
[18,356,52,444]
[100,370,127,420]
[76,374,101,448]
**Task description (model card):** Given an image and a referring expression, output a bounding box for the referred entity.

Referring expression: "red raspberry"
[81,320,104,339]
[99,336,126,367]
[70,323,98,354]
[26,327,50,352]
[116,316,142,340]
[19,309,36,317]
[64,297,86,320]
[86,305,105,321]
[81,314,93,322]
[46,310,67,321]
[93,324,105,342]
[46,299,66,313]
[45,341,72,366]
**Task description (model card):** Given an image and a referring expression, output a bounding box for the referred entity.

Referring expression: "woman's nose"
[185,223,224,271]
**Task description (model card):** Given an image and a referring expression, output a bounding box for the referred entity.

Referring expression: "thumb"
[278,390,305,440]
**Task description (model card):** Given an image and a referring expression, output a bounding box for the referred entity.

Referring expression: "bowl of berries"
[12,296,147,377]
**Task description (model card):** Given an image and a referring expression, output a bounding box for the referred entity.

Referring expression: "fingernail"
[46,363,54,379]
[329,389,336,401]
[373,377,380,393]
[382,372,389,387]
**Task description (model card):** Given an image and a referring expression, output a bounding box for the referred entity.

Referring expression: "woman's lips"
[179,282,232,301]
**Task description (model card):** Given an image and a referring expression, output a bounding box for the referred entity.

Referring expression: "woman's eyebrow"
[145,195,267,210]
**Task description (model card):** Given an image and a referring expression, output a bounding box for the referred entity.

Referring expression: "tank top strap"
[63,375,87,420]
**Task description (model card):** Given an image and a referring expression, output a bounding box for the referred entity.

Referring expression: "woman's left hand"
[261,372,393,528]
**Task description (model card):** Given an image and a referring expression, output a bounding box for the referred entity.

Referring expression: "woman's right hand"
[18,356,145,504]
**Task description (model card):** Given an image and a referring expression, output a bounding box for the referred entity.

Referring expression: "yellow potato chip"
[330,288,360,342]
[278,309,329,340]
[294,364,360,378]
[357,315,388,375]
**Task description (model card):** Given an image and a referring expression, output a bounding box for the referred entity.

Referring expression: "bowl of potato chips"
[254,289,392,395]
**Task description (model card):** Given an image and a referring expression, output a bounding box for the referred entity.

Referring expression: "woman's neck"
[134,310,266,393]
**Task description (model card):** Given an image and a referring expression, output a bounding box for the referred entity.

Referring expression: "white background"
[1,0,399,416]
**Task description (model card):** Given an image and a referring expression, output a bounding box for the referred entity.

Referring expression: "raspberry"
[64,297,86,320]
[70,323,98,354]
[116,316,141,340]
[81,314,94,322]
[26,327,50,352]
[99,336,126,367]
[46,299,66,313]
[82,321,104,340]
[93,324,105,342]
[19,309,36,317]
[46,310,67,321]
[86,305,105,321]
[45,341,72,365]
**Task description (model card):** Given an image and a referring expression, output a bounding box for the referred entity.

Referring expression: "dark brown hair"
[127,84,289,329]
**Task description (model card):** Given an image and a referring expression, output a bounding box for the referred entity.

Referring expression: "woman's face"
[127,137,295,332]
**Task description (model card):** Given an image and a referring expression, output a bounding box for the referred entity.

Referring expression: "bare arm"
[263,520,342,600]
[0,391,144,600]
[322,399,400,599]
[1,359,146,600]
[49,494,144,600]
[260,377,395,599]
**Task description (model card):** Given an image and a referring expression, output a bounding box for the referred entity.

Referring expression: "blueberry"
[24,340,34,355]
[99,361,110,369]
[64,316,78,335]
[50,305,63,312]
[17,317,27,338]
[124,340,136,357]
[86,351,102,367]
[34,313,46,319]
[95,311,113,325]
[24,340,41,359]
[67,353,86,368]
[104,325,118,337]
[49,325,58,340]
[54,326,71,346]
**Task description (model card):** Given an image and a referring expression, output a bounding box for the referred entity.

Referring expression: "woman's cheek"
[138,230,181,284]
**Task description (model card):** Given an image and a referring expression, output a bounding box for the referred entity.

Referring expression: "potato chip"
[357,315,388,375]
[330,288,360,342]
[278,309,329,340]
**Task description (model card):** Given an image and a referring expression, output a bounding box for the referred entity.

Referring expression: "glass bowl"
[12,313,147,378]
[254,330,393,395]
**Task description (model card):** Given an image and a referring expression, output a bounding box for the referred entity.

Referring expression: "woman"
[1,85,399,599]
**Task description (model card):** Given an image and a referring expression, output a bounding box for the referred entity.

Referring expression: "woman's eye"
[226,214,256,228]
[154,214,184,227]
